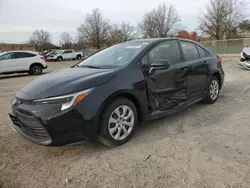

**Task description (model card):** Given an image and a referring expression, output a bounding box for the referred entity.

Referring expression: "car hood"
[243,47,250,55]
[17,67,117,99]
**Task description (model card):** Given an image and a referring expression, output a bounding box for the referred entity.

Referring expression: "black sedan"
[9,38,225,147]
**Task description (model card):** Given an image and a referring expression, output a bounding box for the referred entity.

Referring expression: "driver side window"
[141,40,181,66]
[0,53,15,61]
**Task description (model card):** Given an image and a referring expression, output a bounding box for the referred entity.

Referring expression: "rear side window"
[15,52,36,59]
[64,50,73,54]
[197,45,208,58]
[181,41,199,61]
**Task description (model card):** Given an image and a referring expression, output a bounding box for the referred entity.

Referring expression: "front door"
[141,40,189,111]
[180,41,208,98]
[0,52,17,73]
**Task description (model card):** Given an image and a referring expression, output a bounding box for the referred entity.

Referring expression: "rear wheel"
[204,76,220,104]
[29,64,43,75]
[98,98,138,147]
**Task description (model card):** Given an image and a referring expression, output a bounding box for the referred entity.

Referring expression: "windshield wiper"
[80,65,105,69]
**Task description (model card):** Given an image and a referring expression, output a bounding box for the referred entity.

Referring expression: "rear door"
[180,41,208,98]
[68,50,75,59]
[0,52,17,73]
[141,39,189,111]
[63,50,74,59]
[15,52,37,71]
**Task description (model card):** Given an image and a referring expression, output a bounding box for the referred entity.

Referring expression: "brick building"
[0,43,36,52]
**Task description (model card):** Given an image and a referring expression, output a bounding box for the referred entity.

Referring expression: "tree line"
[27,0,250,51]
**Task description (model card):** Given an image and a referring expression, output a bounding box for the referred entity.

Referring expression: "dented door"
[141,39,188,111]
[145,62,188,111]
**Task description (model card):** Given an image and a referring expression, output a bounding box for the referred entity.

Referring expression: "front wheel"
[204,76,220,104]
[98,98,138,147]
[57,57,63,62]
[76,55,82,60]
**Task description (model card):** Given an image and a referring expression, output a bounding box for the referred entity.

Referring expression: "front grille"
[10,107,51,143]
[15,107,33,116]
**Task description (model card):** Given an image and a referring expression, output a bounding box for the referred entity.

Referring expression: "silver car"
[239,46,250,70]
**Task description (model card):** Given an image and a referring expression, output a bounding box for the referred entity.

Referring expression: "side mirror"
[149,59,170,74]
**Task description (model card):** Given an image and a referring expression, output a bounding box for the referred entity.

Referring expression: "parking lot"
[1,59,250,188]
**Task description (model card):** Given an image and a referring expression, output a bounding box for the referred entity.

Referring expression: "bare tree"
[60,32,72,49]
[199,0,248,40]
[108,23,137,45]
[139,3,180,38]
[28,29,52,50]
[73,34,86,50]
[107,24,123,45]
[119,23,137,41]
[238,19,250,33]
[78,8,110,50]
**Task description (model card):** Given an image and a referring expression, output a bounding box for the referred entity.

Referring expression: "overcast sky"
[0,0,208,44]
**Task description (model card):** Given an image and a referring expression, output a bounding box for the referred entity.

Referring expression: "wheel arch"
[97,91,144,129]
[57,56,63,60]
[29,62,44,70]
[210,71,222,89]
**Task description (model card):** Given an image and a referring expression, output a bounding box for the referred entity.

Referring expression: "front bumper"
[239,60,250,70]
[9,92,106,146]
[46,57,57,61]
[9,112,52,145]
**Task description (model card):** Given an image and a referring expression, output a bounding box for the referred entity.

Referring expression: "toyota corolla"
[9,38,224,147]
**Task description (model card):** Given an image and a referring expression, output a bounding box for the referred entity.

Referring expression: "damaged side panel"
[146,65,188,111]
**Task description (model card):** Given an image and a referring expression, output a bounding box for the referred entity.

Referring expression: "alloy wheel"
[32,65,42,75]
[108,105,135,141]
[210,80,219,100]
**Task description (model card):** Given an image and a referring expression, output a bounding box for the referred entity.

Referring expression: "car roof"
[3,50,38,54]
[124,38,166,44]
[124,37,199,44]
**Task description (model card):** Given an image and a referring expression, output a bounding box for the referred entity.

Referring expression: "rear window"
[15,52,36,58]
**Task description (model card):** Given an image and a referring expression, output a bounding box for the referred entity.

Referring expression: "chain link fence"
[201,38,250,55]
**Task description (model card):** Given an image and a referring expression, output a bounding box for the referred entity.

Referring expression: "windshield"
[77,42,148,68]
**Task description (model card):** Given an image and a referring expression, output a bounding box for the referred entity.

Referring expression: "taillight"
[216,55,222,65]
[40,56,45,60]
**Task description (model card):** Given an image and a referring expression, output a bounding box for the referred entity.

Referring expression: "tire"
[204,76,220,104]
[29,64,43,75]
[98,98,138,147]
[57,57,63,62]
[76,55,81,60]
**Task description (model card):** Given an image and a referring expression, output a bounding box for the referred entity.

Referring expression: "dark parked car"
[9,38,224,147]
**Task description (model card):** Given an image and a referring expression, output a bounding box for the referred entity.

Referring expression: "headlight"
[32,88,94,111]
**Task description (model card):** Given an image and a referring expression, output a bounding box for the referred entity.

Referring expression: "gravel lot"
[1,59,250,188]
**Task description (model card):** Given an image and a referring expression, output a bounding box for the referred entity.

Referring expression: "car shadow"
[0,71,51,80]
[129,89,238,146]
